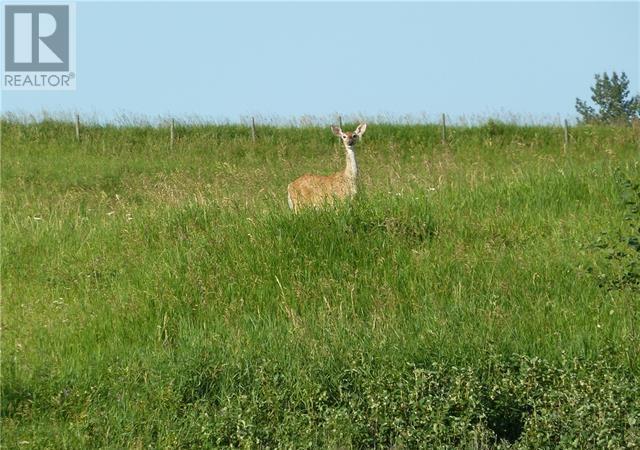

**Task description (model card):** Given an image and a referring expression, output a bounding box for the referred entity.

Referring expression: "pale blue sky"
[2,1,639,124]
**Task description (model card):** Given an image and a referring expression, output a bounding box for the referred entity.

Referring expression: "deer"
[287,123,367,212]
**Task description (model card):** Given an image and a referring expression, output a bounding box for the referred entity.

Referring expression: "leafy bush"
[588,169,640,292]
[170,354,640,448]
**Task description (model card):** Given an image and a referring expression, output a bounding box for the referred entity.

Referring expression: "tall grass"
[2,119,639,447]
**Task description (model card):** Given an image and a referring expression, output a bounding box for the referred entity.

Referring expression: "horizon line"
[1,110,582,127]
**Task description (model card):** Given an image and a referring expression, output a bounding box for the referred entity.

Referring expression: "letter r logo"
[4,5,69,71]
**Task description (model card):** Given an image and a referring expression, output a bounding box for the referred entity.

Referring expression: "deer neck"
[343,145,358,180]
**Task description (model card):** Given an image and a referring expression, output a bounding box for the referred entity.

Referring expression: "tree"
[575,71,640,124]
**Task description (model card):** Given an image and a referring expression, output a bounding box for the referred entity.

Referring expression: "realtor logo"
[3,3,76,90]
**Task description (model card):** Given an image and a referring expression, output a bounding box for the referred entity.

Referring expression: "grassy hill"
[2,119,639,447]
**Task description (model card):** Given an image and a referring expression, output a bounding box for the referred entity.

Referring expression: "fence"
[66,114,574,148]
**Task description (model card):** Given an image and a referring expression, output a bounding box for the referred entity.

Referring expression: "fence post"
[75,113,80,141]
[251,117,256,143]
[441,113,447,144]
[170,119,175,149]
[338,115,343,129]
[563,119,569,150]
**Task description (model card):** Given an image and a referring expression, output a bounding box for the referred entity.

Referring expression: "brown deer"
[287,123,367,212]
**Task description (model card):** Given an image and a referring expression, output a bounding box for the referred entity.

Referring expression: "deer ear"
[331,125,342,137]
[355,123,367,136]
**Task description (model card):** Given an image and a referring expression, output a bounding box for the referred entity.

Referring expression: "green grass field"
[2,119,639,448]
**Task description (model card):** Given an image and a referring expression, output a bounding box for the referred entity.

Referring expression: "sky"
[1,1,639,124]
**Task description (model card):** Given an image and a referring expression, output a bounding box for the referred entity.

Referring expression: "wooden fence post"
[338,115,343,129]
[75,113,80,141]
[563,119,569,150]
[441,113,447,144]
[251,117,256,143]
[170,119,175,149]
